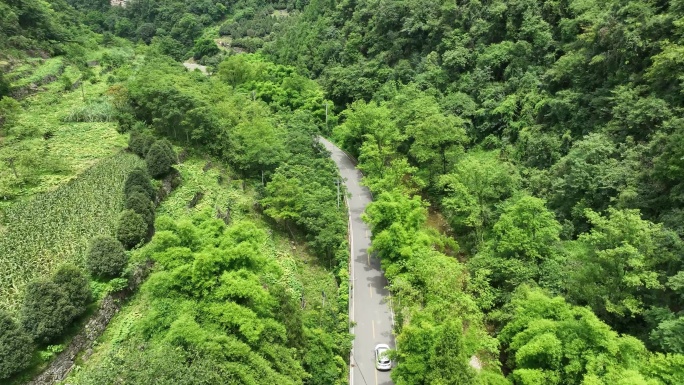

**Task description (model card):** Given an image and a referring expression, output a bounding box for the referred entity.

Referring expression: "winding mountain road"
[319,137,394,385]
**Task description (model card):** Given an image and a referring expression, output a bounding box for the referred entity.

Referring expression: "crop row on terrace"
[0,57,129,203]
[0,152,145,313]
[7,57,64,88]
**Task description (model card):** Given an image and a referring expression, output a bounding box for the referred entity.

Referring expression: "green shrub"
[0,96,21,132]
[126,185,153,201]
[100,49,131,70]
[193,37,219,60]
[0,72,10,99]
[0,310,33,380]
[124,167,156,201]
[115,110,136,134]
[130,189,155,219]
[125,191,155,225]
[159,139,176,159]
[146,140,177,179]
[52,264,92,319]
[101,32,114,46]
[149,36,186,61]
[86,236,128,278]
[137,23,157,44]
[128,129,155,158]
[20,280,74,343]
[117,210,148,249]
[38,344,64,362]
[91,278,130,301]
[60,74,73,91]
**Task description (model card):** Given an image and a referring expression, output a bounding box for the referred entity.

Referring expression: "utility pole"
[325,102,329,131]
[320,290,327,328]
[335,178,340,208]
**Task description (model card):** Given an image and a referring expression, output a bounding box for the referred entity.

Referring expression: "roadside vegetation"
[62,139,349,385]
[69,211,313,384]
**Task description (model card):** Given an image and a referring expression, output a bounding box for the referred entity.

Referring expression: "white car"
[374,343,391,371]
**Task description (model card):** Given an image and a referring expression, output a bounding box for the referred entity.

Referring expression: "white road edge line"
[320,137,362,385]
[347,194,355,385]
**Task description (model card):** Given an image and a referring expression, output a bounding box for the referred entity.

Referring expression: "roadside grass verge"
[153,154,342,323]
[154,153,344,326]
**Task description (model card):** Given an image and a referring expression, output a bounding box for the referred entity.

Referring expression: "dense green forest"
[4,0,684,383]
[264,0,684,383]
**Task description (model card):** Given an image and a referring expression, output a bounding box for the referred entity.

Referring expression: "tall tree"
[228,112,286,178]
[470,195,563,302]
[333,100,397,159]
[440,151,520,244]
[407,113,468,182]
[0,311,33,380]
[499,287,655,385]
[566,209,676,326]
[547,133,636,234]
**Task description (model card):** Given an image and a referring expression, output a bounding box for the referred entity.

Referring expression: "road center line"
[319,136,394,385]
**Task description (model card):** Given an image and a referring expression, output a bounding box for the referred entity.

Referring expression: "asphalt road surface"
[319,137,395,385]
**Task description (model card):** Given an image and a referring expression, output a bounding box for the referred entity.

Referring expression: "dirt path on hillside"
[183,59,208,75]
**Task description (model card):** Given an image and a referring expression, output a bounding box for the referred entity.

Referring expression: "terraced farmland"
[0,152,145,313]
